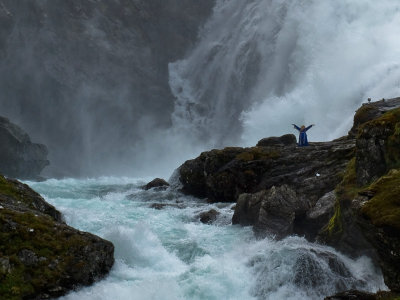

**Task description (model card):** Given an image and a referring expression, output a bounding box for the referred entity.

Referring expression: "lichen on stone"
[361,168,400,230]
[235,147,280,161]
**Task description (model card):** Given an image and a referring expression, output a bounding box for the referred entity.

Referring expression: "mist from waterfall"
[169,0,400,153]
[1,0,400,177]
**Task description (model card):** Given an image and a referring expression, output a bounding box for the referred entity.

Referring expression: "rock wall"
[0,116,49,179]
[177,97,400,292]
[0,175,114,299]
[321,99,400,291]
[0,0,215,176]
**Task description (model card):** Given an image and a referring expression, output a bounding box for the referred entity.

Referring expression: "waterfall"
[169,0,400,149]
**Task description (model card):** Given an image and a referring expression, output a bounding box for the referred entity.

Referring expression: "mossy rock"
[0,175,62,222]
[0,176,114,299]
[235,147,280,161]
[361,169,400,231]
[322,158,358,239]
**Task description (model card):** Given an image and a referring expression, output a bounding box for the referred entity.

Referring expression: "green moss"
[387,121,400,169]
[0,208,93,299]
[359,107,400,132]
[326,201,343,236]
[375,291,400,300]
[235,147,280,161]
[353,104,376,127]
[0,176,21,200]
[359,107,400,170]
[361,169,400,230]
[324,158,360,237]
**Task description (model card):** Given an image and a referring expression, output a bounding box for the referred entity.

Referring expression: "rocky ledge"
[177,97,400,293]
[0,175,114,299]
[0,116,49,179]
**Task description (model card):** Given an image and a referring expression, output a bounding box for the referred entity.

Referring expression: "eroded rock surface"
[0,116,49,179]
[0,175,114,299]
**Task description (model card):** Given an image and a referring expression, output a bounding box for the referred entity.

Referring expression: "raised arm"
[292,124,300,131]
[305,124,315,131]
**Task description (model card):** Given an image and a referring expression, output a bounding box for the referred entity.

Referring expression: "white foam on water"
[27,178,387,300]
[169,0,400,149]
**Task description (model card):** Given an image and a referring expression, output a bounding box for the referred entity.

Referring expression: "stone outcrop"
[233,185,310,238]
[325,290,399,300]
[0,116,49,179]
[143,178,170,190]
[198,209,220,224]
[177,97,400,292]
[179,135,354,204]
[256,134,297,147]
[319,98,400,292]
[0,175,114,299]
[178,134,354,240]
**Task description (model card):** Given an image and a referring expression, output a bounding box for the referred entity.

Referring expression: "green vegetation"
[359,107,400,170]
[361,169,400,230]
[0,207,91,299]
[353,104,377,126]
[0,176,21,200]
[324,158,359,238]
[0,177,94,299]
[235,147,280,161]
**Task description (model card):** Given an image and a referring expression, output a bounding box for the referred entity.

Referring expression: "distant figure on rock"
[292,124,314,146]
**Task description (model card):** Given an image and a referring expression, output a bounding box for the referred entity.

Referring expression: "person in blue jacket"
[292,124,315,146]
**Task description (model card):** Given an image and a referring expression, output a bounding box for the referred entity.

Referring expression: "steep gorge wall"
[0,0,215,176]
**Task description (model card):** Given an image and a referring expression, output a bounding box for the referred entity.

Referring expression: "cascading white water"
[26,178,387,300]
[169,0,400,149]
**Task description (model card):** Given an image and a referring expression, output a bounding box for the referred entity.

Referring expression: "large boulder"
[143,178,170,190]
[233,185,309,238]
[0,175,114,299]
[256,134,297,147]
[0,116,49,179]
[179,136,354,204]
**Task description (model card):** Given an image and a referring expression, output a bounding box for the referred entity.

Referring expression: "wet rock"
[143,178,170,190]
[320,98,400,292]
[0,116,49,179]
[0,257,11,273]
[232,191,263,226]
[0,176,114,299]
[256,134,297,147]
[301,191,336,239]
[150,203,167,210]
[233,185,309,238]
[324,290,377,300]
[0,175,62,222]
[179,136,354,204]
[349,97,400,137]
[198,209,220,224]
[18,249,39,266]
[149,203,184,210]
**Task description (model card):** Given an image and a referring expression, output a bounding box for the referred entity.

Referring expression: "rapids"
[26,177,387,300]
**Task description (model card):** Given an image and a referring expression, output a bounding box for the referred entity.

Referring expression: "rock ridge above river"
[176,97,400,293]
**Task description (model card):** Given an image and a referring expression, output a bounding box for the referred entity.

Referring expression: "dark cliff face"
[0,0,215,176]
[0,116,49,179]
[177,97,400,292]
[0,175,114,299]
[322,99,400,292]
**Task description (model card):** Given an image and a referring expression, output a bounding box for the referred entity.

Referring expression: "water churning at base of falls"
[169,0,400,150]
[26,177,386,300]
